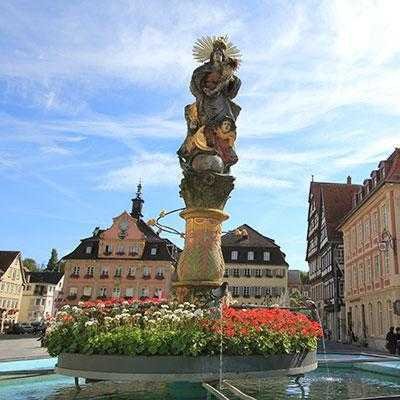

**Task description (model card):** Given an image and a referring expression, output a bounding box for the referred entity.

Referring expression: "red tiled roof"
[311,182,361,241]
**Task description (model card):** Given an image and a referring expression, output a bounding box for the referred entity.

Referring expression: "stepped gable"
[0,251,20,274]
[221,224,288,266]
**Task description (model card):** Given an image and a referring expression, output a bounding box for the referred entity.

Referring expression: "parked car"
[31,321,46,335]
[8,323,36,334]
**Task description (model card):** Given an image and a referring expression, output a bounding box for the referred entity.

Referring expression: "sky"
[1,0,400,269]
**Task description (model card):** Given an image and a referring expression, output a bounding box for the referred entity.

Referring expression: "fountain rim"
[55,351,317,382]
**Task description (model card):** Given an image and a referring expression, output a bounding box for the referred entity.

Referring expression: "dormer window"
[150,247,157,256]
[85,246,92,254]
[247,251,254,261]
[231,251,238,260]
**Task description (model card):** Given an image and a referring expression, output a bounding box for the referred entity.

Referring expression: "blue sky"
[1,0,399,269]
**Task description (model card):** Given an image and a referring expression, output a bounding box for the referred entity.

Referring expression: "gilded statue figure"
[178,36,241,174]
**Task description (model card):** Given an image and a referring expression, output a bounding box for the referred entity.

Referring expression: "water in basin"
[1,366,400,399]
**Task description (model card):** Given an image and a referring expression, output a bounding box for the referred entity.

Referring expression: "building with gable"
[0,251,27,331]
[306,177,361,341]
[339,148,400,350]
[222,224,289,305]
[61,185,179,304]
[19,271,64,323]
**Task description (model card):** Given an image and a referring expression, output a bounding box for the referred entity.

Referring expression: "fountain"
[50,36,320,393]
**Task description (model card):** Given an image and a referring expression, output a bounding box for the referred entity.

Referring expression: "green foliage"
[23,258,38,271]
[44,302,320,358]
[46,248,59,271]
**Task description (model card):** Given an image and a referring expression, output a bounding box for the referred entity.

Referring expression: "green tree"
[300,271,310,284]
[46,248,59,271]
[23,258,38,272]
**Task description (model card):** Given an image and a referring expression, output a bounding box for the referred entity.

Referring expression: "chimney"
[347,176,352,184]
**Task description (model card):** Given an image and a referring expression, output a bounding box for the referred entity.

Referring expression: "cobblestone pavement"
[319,340,395,356]
[0,337,49,361]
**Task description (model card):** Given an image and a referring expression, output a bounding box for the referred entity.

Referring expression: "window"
[99,287,107,297]
[126,288,134,297]
[116,245,124,255]
[85,246,92,254]
[115,267,123,277]
[156,268,164,278]
[243,287,250,297]
[366,258,371,283]
[101,267,109,276]
[129,244,140,255]
[353,265,357,289]
[255,269,262,277]
[381,204,388,231]
[35,298,41,306]
[112,287,121,298]
[231,251,238,260]
[266,269,273,277]
[69,287,77,296]
[233,268,240,277]
[143,266,150,277]
[247,251,254,261]
[263,251,270,261]
[244,268,251,277]
[150,247,157,256]
[357,222,363,247]
[72,266,80,275]
[155,288,163,298]
[141,287,149,298]
[83,286,92,296]
[128,267,136,277]
[364,218,371,242]
[105,244,113,254]
[359,263,364,286]
[254,287,261,297]
[86,266,94,276]
[232,286,239,297]
[374,254,381,278]
[41,298,45,305]
[372,212,378,236]
[384,252,390,275]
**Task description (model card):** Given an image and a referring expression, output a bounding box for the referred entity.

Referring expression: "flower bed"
[44,299,322,358]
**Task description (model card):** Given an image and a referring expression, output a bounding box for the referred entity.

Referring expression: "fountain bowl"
[56,351,317,382]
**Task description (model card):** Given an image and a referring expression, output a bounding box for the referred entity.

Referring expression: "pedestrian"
[395,327,400,355]
[385,326,397,354]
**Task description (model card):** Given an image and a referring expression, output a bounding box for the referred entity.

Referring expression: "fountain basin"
[56,351,317,382]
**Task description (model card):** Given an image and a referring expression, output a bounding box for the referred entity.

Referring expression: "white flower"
[85,320,98,327]
[161,304,169,309]
[193,309,204,318]
[78,301,85,307]
[62,305,71,310]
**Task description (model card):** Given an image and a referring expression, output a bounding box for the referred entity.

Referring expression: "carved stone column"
[173,171,234,301]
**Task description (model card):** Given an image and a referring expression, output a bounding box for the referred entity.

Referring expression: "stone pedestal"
[173,162,234,301]
[173,208,228,302]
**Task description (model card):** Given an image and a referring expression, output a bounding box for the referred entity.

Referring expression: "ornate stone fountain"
[54,37,319,390]
[174,36,241,302]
